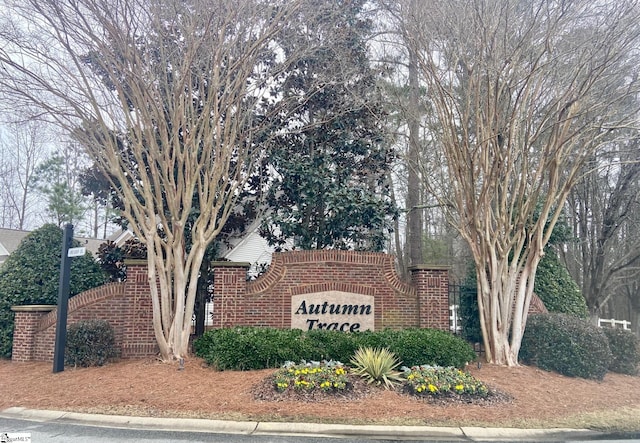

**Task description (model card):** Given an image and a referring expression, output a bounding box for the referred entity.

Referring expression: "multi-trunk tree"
[401,0,640,365]
[0,0,304,361]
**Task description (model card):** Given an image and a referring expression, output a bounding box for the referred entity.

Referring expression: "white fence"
[597,318,631,330]
[450,304,461,333]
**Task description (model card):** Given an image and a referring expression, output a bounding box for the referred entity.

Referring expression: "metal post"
[53,224,74,373]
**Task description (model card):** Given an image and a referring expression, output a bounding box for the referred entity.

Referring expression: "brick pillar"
[410,265,450,331]
[122,259,158,358]
[10,305,55,362]
[211,262,250,328]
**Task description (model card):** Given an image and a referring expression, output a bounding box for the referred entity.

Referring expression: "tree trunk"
[475,247,539,366]
[406,46,423,266]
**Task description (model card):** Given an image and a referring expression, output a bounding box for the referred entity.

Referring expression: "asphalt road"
[2,410,639,442]
[0,416,465,443]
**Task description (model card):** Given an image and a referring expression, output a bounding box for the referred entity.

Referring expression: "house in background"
[0,228,30,267]
[0,227,105,267]
[110,221,291,277]
[215,222,293,277]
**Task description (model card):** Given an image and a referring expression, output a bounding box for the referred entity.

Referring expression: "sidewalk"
[1,406,608,441]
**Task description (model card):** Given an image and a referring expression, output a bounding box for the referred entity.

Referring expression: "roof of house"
[0,227,106,266]
[0,228,31,265]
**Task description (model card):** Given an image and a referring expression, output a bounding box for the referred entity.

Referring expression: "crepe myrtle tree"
[399,0,640,365]
[0,0,305,361]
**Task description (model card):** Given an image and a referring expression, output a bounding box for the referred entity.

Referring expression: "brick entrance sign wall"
[11,260,157,362]
[11,252,451,362]
[212,250,450,331]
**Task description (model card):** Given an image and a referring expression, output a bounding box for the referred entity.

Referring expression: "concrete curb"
[1,407,605,441]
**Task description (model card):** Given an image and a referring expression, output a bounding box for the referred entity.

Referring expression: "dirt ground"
[1,357,639,428]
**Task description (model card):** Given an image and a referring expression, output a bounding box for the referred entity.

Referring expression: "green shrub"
[0,224,107,358]
[194,326,477,371]
[192,327,306,370]
[520,313,612,380]
[350,347,403,389]
[65,320,118,367]
[534,252,588,318]
[602,328,640,375]
[388,328,476,368]
[303,329,358,362]
[352,329,388,350]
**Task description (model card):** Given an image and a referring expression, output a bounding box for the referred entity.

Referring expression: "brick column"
[211,262,250,328]
[10,305,55,362]
[410,265,450,331]
[122,259,158,357]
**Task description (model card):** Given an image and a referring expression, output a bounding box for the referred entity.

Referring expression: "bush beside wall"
[602,327,640,375]
[193,327,476,371]
[65,319,118,367]
[520,313,612,380]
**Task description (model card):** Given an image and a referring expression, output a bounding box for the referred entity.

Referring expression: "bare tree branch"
[0,0,303,360]
[400,0,640,365]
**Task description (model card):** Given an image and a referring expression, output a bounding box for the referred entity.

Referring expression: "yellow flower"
[428,384,438,393]
[455,384,464,391]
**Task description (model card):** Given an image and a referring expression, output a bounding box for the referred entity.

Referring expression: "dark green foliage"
[260,0,396,251]
[602,328,640,375]
[194,327,476,371]
[459,280,482,344]
[65,319,118,367]
[303,329,359,361]
[534,251,588,318]
[0,224,107,357]
[520,313,612,380]
[387,328,476,368]
[120,238,147,259]
[192,327,307,370]
[97,241,126,282]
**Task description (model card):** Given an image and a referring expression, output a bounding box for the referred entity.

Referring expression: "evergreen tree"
[534,250,589,318]
[32,152,87,228]
[0,224,107,357]
[260,0,396,251]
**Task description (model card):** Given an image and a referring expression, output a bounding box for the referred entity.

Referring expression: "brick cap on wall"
[408,264,451,271]
[11,305,56,312]
[211,261,251,268]
[123,259,148,265]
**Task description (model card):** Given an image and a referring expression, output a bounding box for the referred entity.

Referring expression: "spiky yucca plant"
[350,347,403,389]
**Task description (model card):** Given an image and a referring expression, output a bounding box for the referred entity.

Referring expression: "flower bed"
[253,360,510,406]
[274,361,349,392]
[403,365,489,397]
